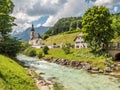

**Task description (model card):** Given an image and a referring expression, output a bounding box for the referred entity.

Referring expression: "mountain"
[12,26,50,41]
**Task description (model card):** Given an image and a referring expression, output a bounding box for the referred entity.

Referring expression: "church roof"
[34,33,41,39]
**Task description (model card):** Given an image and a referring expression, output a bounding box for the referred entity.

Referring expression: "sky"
[11,0,120,33]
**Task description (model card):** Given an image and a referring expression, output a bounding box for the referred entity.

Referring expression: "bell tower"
[30,24,35,40]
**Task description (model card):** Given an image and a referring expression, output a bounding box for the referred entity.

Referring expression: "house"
[74,33,87,48]
[29,24,43,46]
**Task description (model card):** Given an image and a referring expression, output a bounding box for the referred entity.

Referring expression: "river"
[17,54,120,90]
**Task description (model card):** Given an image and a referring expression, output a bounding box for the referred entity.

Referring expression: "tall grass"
[0,55,38,90]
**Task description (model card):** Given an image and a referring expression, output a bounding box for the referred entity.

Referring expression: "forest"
[44,13,120,41]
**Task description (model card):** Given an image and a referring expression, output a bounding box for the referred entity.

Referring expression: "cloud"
[11,0,68,31]
[114,6,118,12]
[26,0,67,16]
[94,0,120,13]
[44,0,94,26]
[95,0,120,7]
[11,0,120,33]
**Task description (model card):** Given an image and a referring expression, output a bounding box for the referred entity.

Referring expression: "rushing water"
[17,54,120,90]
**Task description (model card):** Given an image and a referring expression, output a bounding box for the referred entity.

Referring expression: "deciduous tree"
[82,6,114,53]
[0,0,15,37]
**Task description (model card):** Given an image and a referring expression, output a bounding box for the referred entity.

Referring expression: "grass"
[0,54,38,90]
[42,31,109,69]
[43,48,107,69]
[43,32,80,45]
[47,48,105,61]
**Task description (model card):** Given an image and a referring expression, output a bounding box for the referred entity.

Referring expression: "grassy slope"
[0,55,38,90]
[43,32,80,45]
[41,32,108,69]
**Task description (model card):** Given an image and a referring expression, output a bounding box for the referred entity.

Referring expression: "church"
[29,24,43,46]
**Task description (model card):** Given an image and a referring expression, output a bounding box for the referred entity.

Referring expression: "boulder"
[92,67,99,71]
[99,69,104,73]
[70,61,76,67]
[114,67,119,71]
[104,67,112,72]
[77,65,83,69]
[39,72,45,75]
[117,63,120,67]
[53,58,59,63]
[82,63,91,70]
[105,61,112,67]
[75,61,81,67]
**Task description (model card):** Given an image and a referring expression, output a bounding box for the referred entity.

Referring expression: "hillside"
[12,26,50,41]
[45,17,82,36]
[44,13,120,41]
[43,31,80,45]
[0,55,38,90]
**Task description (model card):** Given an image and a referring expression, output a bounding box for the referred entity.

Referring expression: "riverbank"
[23,48,120,78]
[27,69,54,90]
[43,57,120,78]
[18,58,64,90]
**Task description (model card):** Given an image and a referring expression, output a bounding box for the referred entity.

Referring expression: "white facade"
[29,24,43,47]
[74,33,87,48]
[29,38,42,46]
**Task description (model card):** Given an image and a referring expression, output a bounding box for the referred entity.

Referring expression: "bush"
[53,43,56,45]
[37,51,43,58]
[28,49,36,57]
[21,42,30,51]
[43,46,49,54]
[42,34,49,40]
[0,37,22,57]
[62,44,70,54]
[24,47,36,57]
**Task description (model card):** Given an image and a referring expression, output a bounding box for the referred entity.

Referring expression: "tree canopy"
[0,0,15,37]
[0,0,21,57]
[82,6,114,52]
[111,14,120,38]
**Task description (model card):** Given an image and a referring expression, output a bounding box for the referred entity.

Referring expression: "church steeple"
[31,24,35,31]
[30,24,35,40]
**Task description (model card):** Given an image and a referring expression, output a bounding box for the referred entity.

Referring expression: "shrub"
[28,49,36,57]
[0,37,22,57]
[43,46,49,54]
[42,34,49,40]
[24,47,36,57]
[53,43,56,45]
[21,42,30,51]
[62,44,70,54]
[36,52,43,58]
[23,47,30,55]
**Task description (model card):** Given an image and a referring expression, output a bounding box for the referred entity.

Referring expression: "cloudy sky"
[11,0,120,32]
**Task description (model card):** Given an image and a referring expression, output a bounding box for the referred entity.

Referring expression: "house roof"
[34,33,41,39]
[74,33,83,41]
